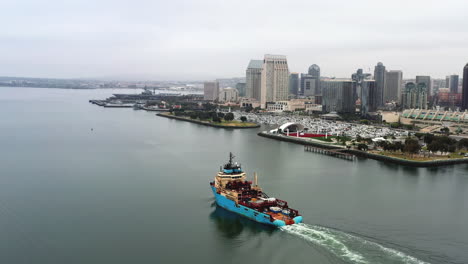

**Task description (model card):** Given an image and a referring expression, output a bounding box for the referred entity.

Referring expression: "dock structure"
[304,145,356,161]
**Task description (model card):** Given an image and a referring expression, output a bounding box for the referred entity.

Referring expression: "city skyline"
[1,0,468,80]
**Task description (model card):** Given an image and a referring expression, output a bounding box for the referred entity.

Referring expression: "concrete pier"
[304,145,356,161]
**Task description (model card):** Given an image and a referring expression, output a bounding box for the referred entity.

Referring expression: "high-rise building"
[384,70,402,103]
[447,75,459,93]
[260,54,289,107]
[301,74,316,96]
[245,60,263,100]
[218,87,239,102]
[321,79,356,113]
[373,62,386,107]
[235,82,246,97]
[361,80,377,115]
[308,64,321,95]
[351,69,371,100]
[351,69,375,115]
[203,81,219,101]
[289,73,299,96]
[463,63,468,110]
[415,76,432,97]
[402,82,427,109]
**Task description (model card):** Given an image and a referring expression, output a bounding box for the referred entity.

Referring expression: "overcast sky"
[1,0,467,80]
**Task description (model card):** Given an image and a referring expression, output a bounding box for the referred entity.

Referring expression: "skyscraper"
[361,80,376,115]
[447,75,459,93]
[245,60,263,100]
[373,62,386,107]
[260,54,289,107]
[308,64,321,95]
[235,82,246,97]
[415,76,432,97]
[463,63,468,110]
[383,70,403,103]
[351,69,375,115]
[203,81,219,101]
[321,79,355,113]
[289,73,299,96]
[402,82,427,109]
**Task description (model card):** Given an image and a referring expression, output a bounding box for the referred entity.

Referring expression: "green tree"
[174,110,185,116]
[240,116,247,122]
[427,141,443,153]
[360,119,370,125]
[224,112,234,121]
[390,122,400,128]
[394,142,404,152]
[357,143,368,151]
[209,111,217,119]
[458,138,468,150]
[202,103,216,111]
[424,133,435,144]
[198,111,210,120]
[440,127,450,135]
[356,135,363,142]
[404,139,421,154]
[378,141,389,150]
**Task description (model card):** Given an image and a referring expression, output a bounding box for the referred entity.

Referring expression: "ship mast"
[229,152,235,167]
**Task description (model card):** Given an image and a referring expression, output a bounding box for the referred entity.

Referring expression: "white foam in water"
[280,223,430,264]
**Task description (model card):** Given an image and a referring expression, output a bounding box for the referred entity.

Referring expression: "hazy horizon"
[2,0,468,81]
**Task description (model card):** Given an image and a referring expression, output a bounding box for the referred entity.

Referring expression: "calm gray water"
[1,87,467,264]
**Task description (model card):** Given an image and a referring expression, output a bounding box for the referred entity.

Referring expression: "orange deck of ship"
[266,212,295,225]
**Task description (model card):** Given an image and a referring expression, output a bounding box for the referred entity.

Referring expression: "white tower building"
[260,54,289,108]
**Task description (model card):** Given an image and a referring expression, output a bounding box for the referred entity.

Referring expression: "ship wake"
[280,223,429,264]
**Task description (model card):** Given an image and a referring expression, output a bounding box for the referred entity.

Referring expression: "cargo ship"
[210,153,302,227]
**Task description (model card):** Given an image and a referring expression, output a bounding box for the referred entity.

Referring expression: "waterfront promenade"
[258,131,468,167]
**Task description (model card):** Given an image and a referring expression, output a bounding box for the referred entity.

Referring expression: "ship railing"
[276,199,288,207]
[237,194,259,200]
[240,190,259,195]
[288,208,300,217]
[240,200,277,209]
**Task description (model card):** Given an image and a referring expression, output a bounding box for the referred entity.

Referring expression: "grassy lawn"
[168,114,257,127]
[313,136,336,142]
[211,120,257,127]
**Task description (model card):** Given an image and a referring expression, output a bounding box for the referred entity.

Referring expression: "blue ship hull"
[211,186,302,227]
